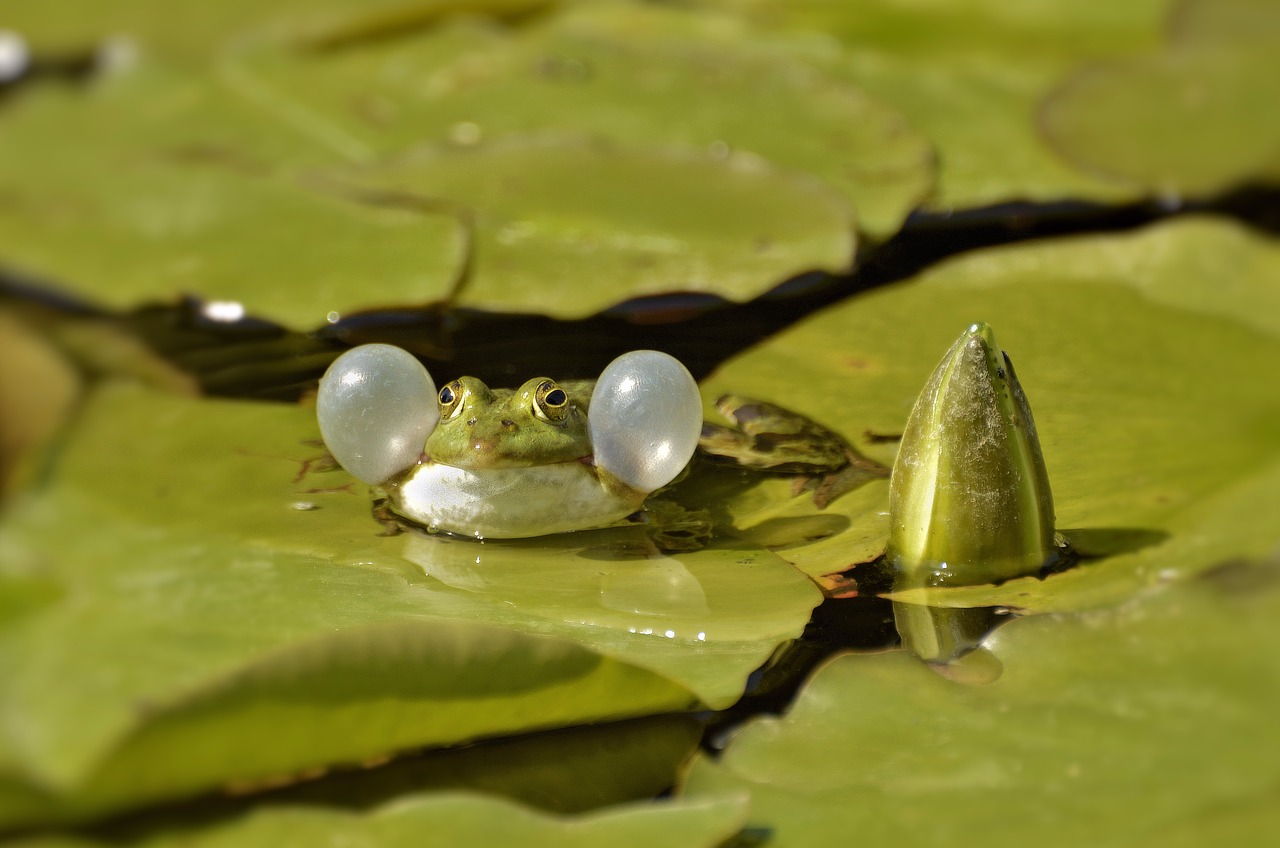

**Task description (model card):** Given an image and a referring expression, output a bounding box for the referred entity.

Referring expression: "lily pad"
[681,563,1280,846]
[0,310,80,498]
[0,383,819,828]
[0,65,466,329]
[237,714,703,814]
[344,136,856,317]
[1039,0,1280,195]
[9,793,748,848]
[1169,0,1280,45]
[2,28,863,325]
[4,0,566,60]
[232,2,933,238]
[699,217,1280,610]
[693,0,1169,210]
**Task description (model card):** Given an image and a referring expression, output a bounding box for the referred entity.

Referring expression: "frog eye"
[316,344,439,485]
[588,350,702,493]
[534,380,570,421]
[438,381,466,419]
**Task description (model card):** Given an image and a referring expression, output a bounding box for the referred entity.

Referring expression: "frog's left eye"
[534,380,570,421]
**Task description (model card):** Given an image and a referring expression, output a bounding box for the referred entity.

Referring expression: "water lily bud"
[887,323,1057,587]
[887,323,1056,664]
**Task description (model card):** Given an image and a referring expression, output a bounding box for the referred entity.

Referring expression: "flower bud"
[887,323,1058,662]
[888,322,1056,585]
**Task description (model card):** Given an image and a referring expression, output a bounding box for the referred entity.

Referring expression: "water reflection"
[399,527,720,637]
[891,600,1007,667]
[598,558,709,617]
[402,533,497,593]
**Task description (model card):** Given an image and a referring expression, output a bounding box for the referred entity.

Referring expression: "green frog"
[316,344,883,541]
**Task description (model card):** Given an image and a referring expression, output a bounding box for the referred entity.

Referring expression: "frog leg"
[699,395,888,508]
[370,494,408,537]
[792,446,890,509]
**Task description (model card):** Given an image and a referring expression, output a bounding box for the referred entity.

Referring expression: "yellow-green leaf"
[9,793,748,848]
[0,384,818,828]
[682,564,1280,846]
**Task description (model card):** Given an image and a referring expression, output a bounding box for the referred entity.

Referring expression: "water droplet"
[0,31,29,82]
[202,300,245,323]
[450,121,482,145]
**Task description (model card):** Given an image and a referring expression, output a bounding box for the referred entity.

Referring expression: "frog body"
[389,461,643,539]
[386,377,646,538]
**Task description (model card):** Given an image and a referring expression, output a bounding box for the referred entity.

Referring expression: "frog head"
[425,376,592,469]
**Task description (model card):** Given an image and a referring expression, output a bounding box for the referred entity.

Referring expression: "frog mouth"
[419,452,594,472]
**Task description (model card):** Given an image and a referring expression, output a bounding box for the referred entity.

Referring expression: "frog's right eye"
[316,344,439,484]
[533,379,571,422]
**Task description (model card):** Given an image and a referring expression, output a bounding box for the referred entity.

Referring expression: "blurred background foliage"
[1,0,1278,845]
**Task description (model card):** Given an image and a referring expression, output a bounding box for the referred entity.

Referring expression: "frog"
[386,374,665,539]
[316,344,885,542]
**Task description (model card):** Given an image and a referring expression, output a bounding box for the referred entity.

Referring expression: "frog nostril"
[466,418,477,427]
[501,419,516,429]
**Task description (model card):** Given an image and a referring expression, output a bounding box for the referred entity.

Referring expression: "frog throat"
[389,460,647,539]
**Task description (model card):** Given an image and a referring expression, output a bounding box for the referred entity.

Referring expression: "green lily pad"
[0,310,81,498]
[676,467,891,579]
[9,793,748,848]
[0,383,819,828]
[700,217,1280,610]
[233,2,933,239]
[709,0,1168,58]
[238,714,703,814]
[681,563,1280,846]
[344,136,856,317]
[692,0,1169,210]
[2,31,863,324]
[0,65,466,329]
[0,558,692,828]
[5,0,566,59]
[1039,0,1280,196]
[1168,0,1280,45]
